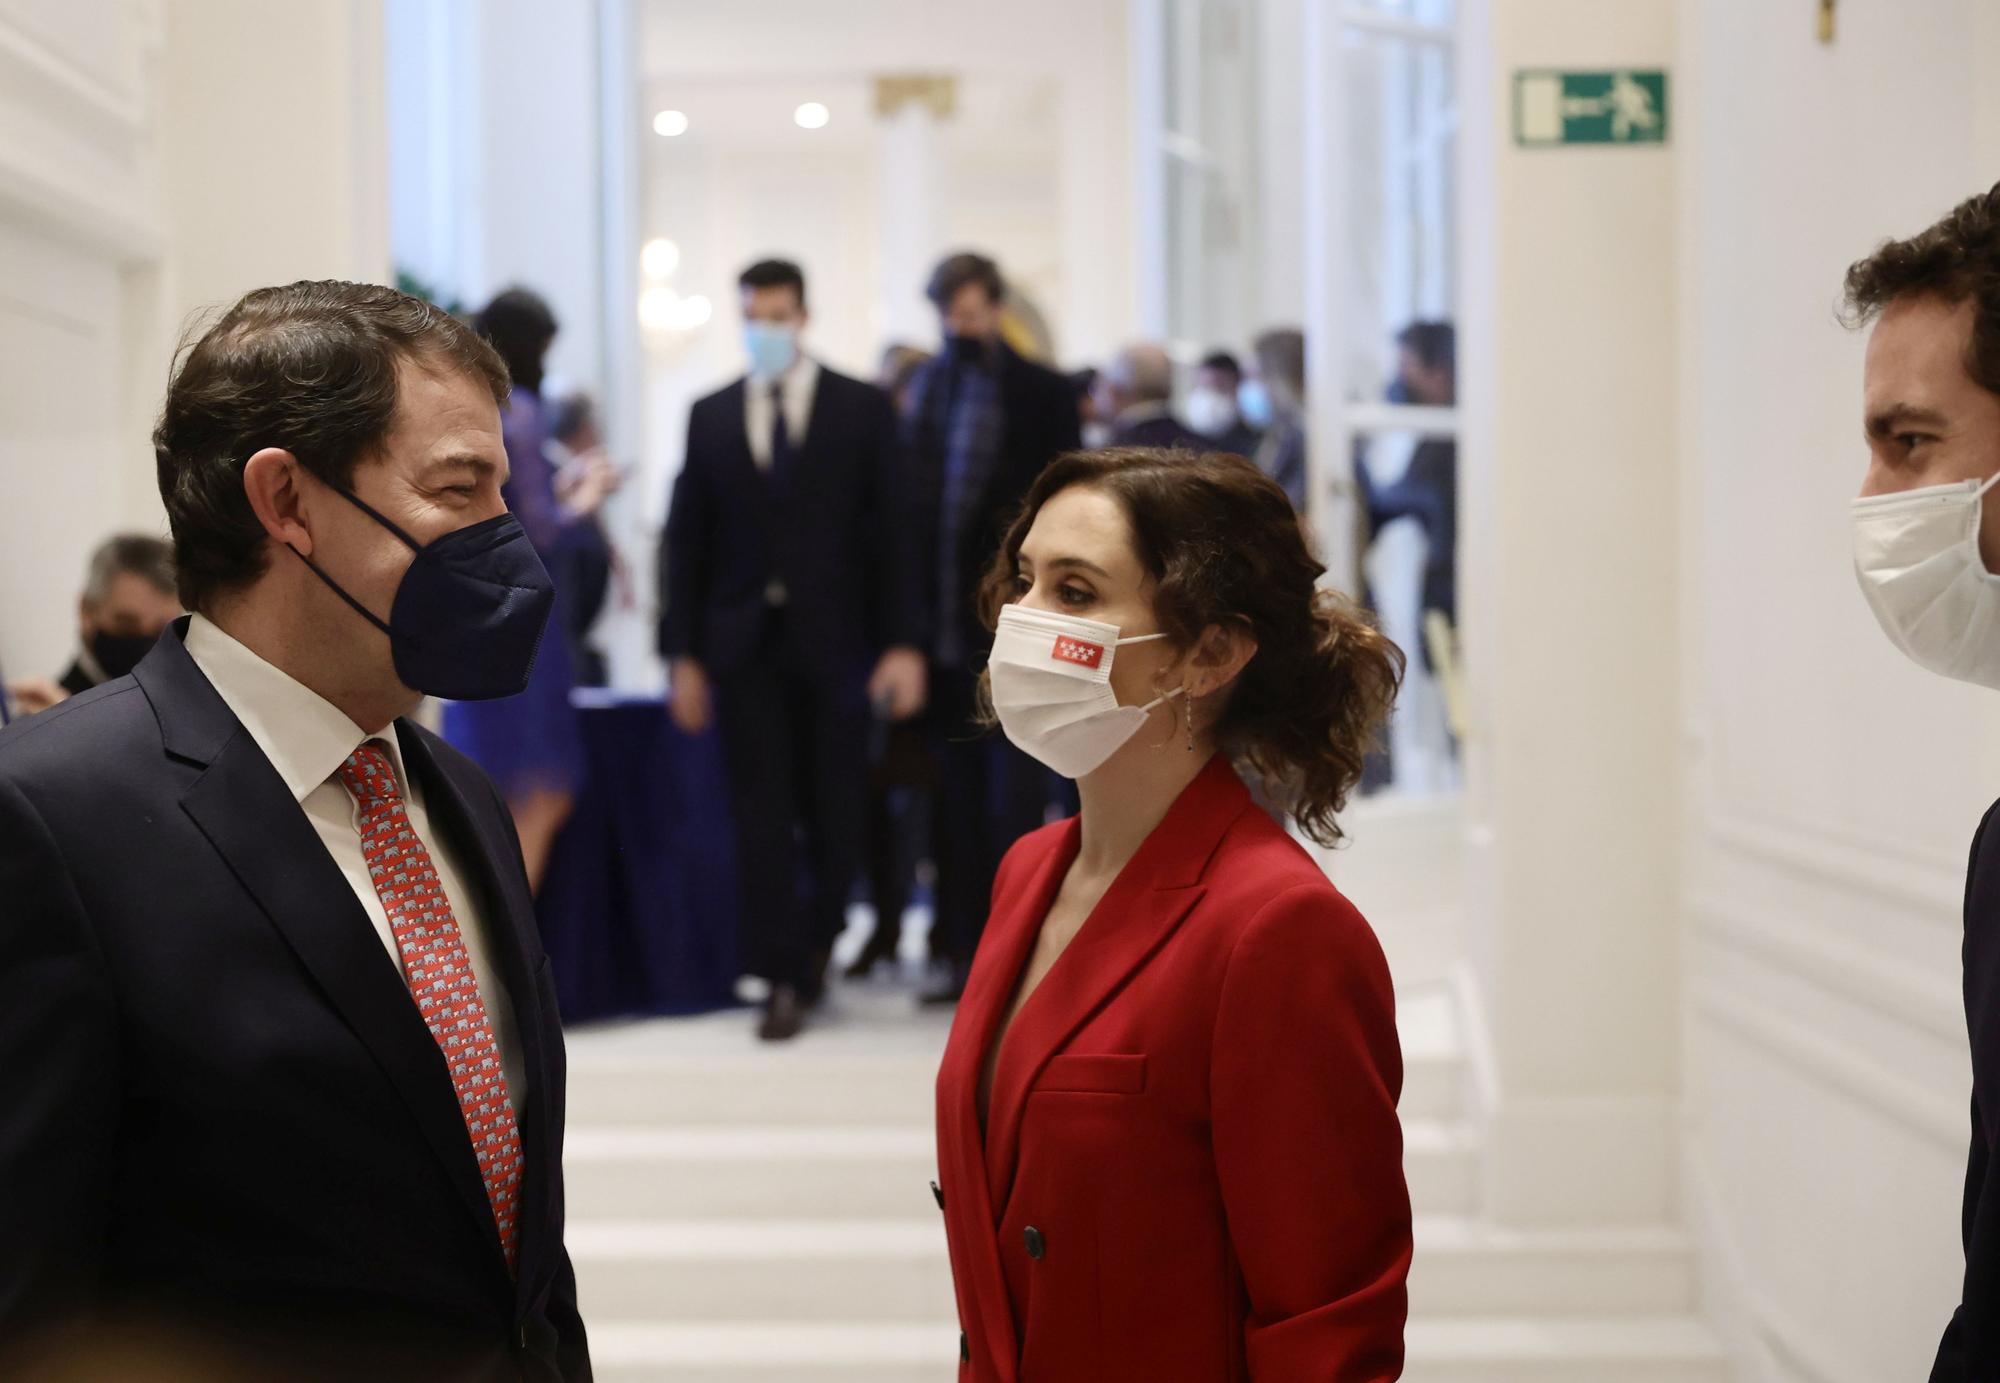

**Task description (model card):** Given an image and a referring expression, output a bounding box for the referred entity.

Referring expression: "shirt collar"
[182,613,408,803]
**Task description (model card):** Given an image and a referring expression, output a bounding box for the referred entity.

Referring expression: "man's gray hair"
[83,534,176,606]
[1106,343,1176,405]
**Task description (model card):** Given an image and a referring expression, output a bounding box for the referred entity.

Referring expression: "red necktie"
[339,741,524,1271]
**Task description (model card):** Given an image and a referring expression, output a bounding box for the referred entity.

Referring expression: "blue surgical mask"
[1237,379,1275,429]
[744,321,800,380]
[290,485,556,702]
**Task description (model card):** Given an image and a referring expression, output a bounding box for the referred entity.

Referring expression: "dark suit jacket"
[0,621,588,1382]
[1108,410,1205,452]
[935,755,1410,1382]
[902,343,1082,664]
[660,366,915,682]
[1936,799,2000,1380]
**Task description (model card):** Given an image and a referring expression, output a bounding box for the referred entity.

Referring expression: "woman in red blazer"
[933,446,1411,1382]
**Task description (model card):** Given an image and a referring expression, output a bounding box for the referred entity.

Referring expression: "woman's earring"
[1186,689,1198,752]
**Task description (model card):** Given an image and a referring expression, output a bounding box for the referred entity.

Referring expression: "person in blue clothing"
[444,287,620,892]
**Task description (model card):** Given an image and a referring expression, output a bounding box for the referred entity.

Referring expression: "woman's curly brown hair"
[976,447,1404,847]
[1843,181,2000,395]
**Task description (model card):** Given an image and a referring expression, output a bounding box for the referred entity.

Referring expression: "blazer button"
[931,1179,945,1210]
[1023,1225,1046,1260]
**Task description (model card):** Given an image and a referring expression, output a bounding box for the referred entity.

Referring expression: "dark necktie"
[769,382,796,485]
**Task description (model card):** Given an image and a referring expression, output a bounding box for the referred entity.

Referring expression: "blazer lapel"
[135,625,514,1285]
[936,821,1076,1383]
[398,722,558,1310]
[981,756,1253,1211]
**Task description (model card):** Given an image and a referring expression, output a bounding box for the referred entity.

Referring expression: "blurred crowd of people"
[1,247,1457,1044]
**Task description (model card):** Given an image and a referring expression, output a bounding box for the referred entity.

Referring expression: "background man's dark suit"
[660,365,915,989]
[901,340,1081,980]
[0,622,587,1382]
[1937,800,2000,1379]
[1109,409,1205,451]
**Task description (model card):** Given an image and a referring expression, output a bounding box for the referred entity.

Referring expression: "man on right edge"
[1845,182,2000,1380]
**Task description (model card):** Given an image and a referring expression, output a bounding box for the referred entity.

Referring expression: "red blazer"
[934,754,1412,1382]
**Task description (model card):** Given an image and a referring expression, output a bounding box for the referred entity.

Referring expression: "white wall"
[1677,1,2000,1376]
[0,0,387,685]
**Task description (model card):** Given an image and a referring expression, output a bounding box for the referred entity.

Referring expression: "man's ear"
[241,448,315,557]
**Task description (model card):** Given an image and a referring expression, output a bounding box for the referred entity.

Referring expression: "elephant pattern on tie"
[338,741,526,1270]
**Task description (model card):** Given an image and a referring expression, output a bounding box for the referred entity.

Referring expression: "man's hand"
[867,647,928,722]
[669,657,713,735]
[557,447,624,521]
[5,678,67,718]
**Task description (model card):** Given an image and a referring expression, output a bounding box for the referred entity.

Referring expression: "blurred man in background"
[4,535,179,718]
[1096,342,1202,450]
[1187,349,1264,458]
[901,250,1080,1004]
[1249,326,1309,511]
[662,259,924,1040]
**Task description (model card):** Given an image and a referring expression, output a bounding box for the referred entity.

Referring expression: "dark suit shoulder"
[0,678,155,790]
[691,378,748,417]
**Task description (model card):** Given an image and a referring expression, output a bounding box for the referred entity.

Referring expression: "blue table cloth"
[535,694,744,1023]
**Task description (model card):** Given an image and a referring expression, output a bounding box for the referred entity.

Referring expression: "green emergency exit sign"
[1514,70,1669,147]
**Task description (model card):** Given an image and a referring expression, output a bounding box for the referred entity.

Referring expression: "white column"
[875,93,944,349]
[1461,0,1680,1225]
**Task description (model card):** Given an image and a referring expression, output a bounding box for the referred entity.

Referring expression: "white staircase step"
[568,1214,1696,1324]
[564,1117,1478,1225]
[586,1316,1729,1383]
[588,1321,956,1383]
[1402,1316,1731,1383]
[564,1126,940,1221]
[1408,1220,1696,1316]
[566,1053,943,1128]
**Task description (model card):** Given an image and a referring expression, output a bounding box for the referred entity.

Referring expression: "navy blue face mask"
[289,485,556,702]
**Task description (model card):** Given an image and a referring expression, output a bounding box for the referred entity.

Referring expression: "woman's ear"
[1188,620,1258,698]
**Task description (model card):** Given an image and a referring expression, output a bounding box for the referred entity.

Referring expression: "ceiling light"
[652,109,689,137]
[793,102,830,131]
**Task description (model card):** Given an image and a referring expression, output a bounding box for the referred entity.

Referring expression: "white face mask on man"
[988,605,1184,779]
[1853,471,2000,688]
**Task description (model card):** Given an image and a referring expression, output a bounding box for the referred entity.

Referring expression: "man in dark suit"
[3,535,181,719]
[1840,183,2000,1381]
[1098,342,1205,451]
[1187,349,1265,459]
[661,259,925,1041]
[901,251,1082,1003]
[0,280,589,1381]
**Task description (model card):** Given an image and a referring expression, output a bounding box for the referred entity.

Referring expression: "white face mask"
[1852,471,2000,688]
[1185,386,1239,439]
[988,605,1183,779]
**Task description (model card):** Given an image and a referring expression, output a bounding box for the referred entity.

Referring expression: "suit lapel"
[716,379,759,488]
[981,756,1252,1211]
[177,729,511,1275]
[397,723,556,1309]
[136,625,516,1287]
[937,821,1075,1383]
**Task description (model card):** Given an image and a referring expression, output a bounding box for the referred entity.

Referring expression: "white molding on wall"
[0,12,147,143]
[1685,1146,1855,1383]
[1691,891,1963,1045]
[1692,982,1962,1152]
[1707,809,1965,919]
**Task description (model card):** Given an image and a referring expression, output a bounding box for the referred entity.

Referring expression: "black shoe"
[800,948,833,1009]
[845,928,902,979]
[758,985,805,1041]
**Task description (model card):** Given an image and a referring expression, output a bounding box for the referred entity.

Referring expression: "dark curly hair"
[977,447,1404,846]
[1843,181,2000,395]
[154,280,510,612]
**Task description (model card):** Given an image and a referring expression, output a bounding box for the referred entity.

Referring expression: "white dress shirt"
[182,614,526,1109]
[743,355,821,605]
[743,355,821,472]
